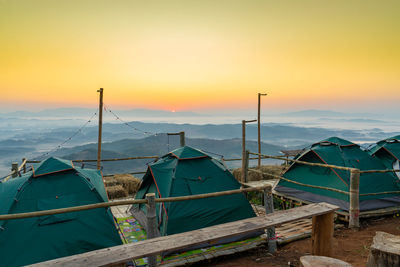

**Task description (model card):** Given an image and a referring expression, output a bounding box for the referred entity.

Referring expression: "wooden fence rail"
[248,169,349,195]
[249,152,400,174]
[0,185,271,221]
[26,156,159,164]
[249,152,356,171]
[245,151,361,229]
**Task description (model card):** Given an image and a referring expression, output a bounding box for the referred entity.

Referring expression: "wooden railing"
[0,158,27,181]
[247,151,400,229]
[2,184,273,267]
[29,202,339,267]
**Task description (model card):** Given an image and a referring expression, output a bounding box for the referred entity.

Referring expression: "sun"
[171,109,176,113]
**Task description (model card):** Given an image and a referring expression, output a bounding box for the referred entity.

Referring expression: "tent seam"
[311,150,349,188]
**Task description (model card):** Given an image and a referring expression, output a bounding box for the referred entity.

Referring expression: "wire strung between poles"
[31,111,98,161]
[103,105,158,137]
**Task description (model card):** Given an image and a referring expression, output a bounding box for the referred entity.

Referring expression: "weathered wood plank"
[29,202,338,267]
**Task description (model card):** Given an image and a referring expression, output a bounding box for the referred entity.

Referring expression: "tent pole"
[97,88,103,170]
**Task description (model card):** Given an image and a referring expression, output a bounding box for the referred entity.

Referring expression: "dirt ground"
[192,215,400,267]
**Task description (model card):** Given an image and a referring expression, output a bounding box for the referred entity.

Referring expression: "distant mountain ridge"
[0,108,201,118]
[279,109,377,118]
[0,107,382,119]
[55,134,285,174]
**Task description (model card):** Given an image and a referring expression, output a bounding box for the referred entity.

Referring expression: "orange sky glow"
[0,0,399,112]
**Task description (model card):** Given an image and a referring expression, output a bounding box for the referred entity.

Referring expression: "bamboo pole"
[249,169,349,195]
[97,88,104,170]
[359,169,400,173]
[26,156,159,164]
[257,93,267,168]
[360,190,400,196]
[22,158,27,173]
[156,185,271,203]
[0,185,271,221]
[223,157,260,162]
[264,188,277,253]
[349,169,360,229]
[146,193,157,267]
[250,152,356,172]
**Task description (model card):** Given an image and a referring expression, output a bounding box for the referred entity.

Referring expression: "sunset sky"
[0,0,399,113]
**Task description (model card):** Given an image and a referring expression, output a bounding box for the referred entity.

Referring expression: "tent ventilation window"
[394,161,400,180]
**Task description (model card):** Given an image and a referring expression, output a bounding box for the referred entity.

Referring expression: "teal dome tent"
[0,157,122,266]
[275,137,400,211]
[131,146,256,237]
[369,135,400,180]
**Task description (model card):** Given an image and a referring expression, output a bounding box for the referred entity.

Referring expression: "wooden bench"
[30,202,338,267]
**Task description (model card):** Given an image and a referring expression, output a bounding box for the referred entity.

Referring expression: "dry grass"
[104,174,141,199]
[114,174,141,195]
[232,165,287,182]
[103,176,118,187]
[106,185,128,199]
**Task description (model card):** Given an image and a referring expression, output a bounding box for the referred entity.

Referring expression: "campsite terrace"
[2,139,400,266]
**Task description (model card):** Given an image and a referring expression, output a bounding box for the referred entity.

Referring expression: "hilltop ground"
[194,215,400,267]
[104,167,400,267]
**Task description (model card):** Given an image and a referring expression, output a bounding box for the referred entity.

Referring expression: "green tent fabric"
[275,137,400,211]
[0,157,122,266]
[131,146,256,237]
[369,135,400,169]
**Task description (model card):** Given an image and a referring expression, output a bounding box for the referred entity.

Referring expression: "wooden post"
[11,162,18,178]
[264,187,277,253]
[311,212,334,257]
[349,169,360,229]
[179,131,185,147]
[241,120,246,183]
[22,158,26,173]
[167,132,185,148]
[146,193,157,267]
[97,88,104,170]
[257,93,267,168]
[241,119,256,182]
[243,151,250,183]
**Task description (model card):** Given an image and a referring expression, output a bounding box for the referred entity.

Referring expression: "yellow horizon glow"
[0,0,399,111]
